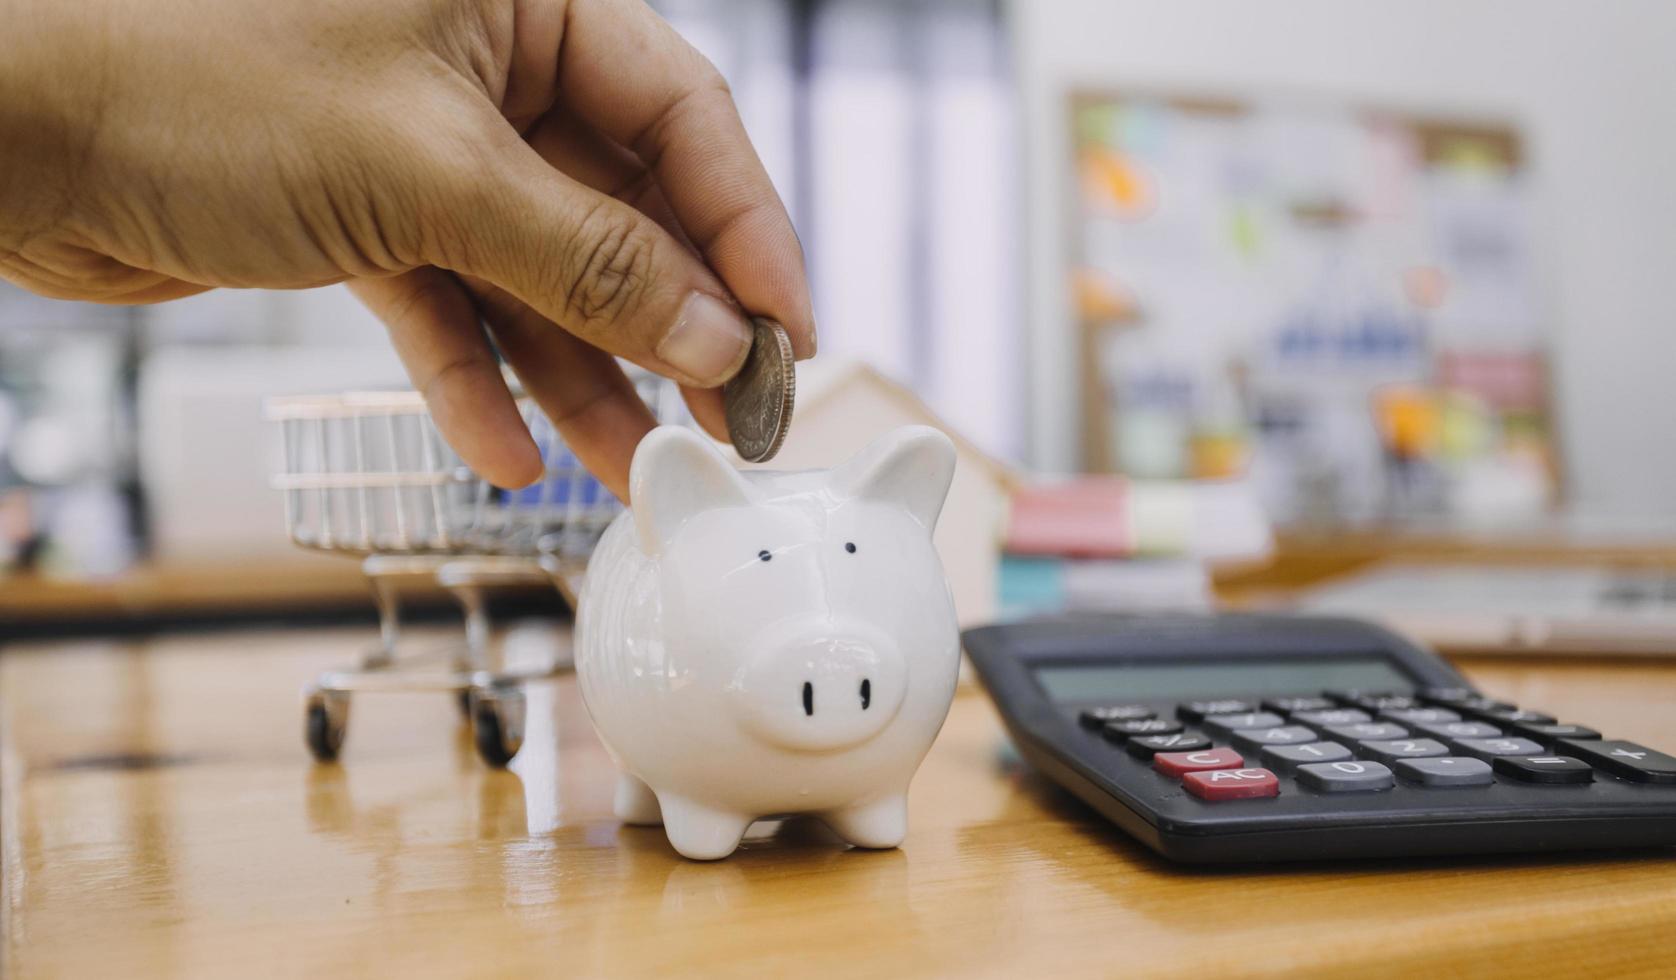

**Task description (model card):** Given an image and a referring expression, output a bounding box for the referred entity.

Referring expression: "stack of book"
[997,476,1271,619]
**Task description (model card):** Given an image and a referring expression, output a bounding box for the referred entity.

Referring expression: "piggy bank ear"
[830,425,957,533]
[629,426,758,556]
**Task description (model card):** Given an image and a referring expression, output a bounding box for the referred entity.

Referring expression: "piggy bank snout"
[733,626,907,752]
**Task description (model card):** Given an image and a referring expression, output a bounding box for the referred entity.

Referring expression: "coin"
[723,317,795,463]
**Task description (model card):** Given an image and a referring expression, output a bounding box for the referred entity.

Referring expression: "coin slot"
[802,681,814,716]
[860,678,872,710]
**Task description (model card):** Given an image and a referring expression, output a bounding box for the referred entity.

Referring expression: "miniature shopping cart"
[268,375,683,767]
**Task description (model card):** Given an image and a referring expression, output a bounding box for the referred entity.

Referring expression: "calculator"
[963,613,1676,863]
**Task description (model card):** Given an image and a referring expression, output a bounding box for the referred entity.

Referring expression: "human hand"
[0,0,814,497]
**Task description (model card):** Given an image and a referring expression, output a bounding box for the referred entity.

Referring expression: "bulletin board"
[1068,90,1557,528]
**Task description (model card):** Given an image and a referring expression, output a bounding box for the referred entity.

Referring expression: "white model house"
[747,359,1018,626]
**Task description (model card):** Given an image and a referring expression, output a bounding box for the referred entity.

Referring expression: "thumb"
[428,142,754,388]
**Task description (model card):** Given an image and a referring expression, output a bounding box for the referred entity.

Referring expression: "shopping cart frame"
[268,378,680,766]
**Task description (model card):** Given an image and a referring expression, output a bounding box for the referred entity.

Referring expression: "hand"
[0,0,814,498]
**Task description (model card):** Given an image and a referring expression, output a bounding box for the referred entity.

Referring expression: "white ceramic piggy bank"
[575,424,961,860]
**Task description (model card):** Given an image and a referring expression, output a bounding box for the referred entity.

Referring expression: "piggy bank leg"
[614,772,663,826]
[657,795,752,860]
[821,793,909,850]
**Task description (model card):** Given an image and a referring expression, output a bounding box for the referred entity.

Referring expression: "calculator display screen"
[1033,657,1415,703]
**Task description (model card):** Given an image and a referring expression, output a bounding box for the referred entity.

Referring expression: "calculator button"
[1394,756,1494,787]
[1153,746,1244,777]
[1079,705,1154,728]
[1324,688,1398,703]
[1452,737,1545,761]
[1417,686,1477,704]
[1126,732,1213,759]
[1296,760,1396,793]
[1291,709,1373,727]
[1201,712,1286,737]
[1355,695,1420,711]
[1412,720,1504,741]
[1327,690,1417,711]
[1231,726,1318,753]
[1556,740,1676,785]
[1322,722,1409,744]
[1262,695,1336,715]
[1101,718,1184,742]
[1380,707,1462,725]
[1261,741,1352,773]
[1358,738,1450,764]
[1182,767,1280,801]
[1176,699,1256,722]
[1459,697,1516,714]
[1480,708,1558,726]
[1492,755,1595,784]
[1513,723,1601,745]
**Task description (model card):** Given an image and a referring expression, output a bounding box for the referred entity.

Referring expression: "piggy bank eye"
[844,542,857,554]
[757,549,772,562]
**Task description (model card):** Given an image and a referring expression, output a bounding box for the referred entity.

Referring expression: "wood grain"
[3,628,1675,978]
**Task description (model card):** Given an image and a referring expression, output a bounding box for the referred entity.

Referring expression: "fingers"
[487,112,738,452]
[468,281,657,501]
[514,112,731,445]
[522,108,692,250]
[429,137,755,390]
[550,0,816,359]
[348,269,542,489]
[680,385,730,443]
[96,278,213,305]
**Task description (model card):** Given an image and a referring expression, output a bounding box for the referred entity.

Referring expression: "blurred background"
[7,0,1676,645]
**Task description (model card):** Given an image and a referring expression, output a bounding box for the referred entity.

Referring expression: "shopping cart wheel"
[305,687,350,763]
[469,685,525,768]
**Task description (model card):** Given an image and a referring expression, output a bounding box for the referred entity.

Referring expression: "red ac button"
[1182,767,1281,801]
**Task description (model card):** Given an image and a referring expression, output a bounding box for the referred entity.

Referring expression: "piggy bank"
[575,424,961,860]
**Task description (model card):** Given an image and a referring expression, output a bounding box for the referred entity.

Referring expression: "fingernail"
[658,293,752,385]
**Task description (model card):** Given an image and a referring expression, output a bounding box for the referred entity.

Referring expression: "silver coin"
[723,317,795,462]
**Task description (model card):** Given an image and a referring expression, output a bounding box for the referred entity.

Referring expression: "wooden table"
[0,555,390,625]
[4,627,1675,978]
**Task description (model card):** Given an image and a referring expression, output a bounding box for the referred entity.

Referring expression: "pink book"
[1004,477,1132,558]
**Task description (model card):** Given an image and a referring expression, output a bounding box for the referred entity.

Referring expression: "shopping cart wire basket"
[267,372,685,766]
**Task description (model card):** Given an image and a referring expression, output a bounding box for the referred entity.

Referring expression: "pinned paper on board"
[1067,92,1556,529]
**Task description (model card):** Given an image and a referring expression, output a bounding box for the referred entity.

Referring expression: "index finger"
[550,0,816,359]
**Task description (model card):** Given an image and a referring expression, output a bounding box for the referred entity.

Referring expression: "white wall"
[138,284,402,560]
[1012,0,1676,515]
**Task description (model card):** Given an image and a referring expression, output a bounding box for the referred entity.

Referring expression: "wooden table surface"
[4,627,1675,978]
[0,555,388,623]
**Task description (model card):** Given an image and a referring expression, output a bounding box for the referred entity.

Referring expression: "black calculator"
[963,613,1676,863]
